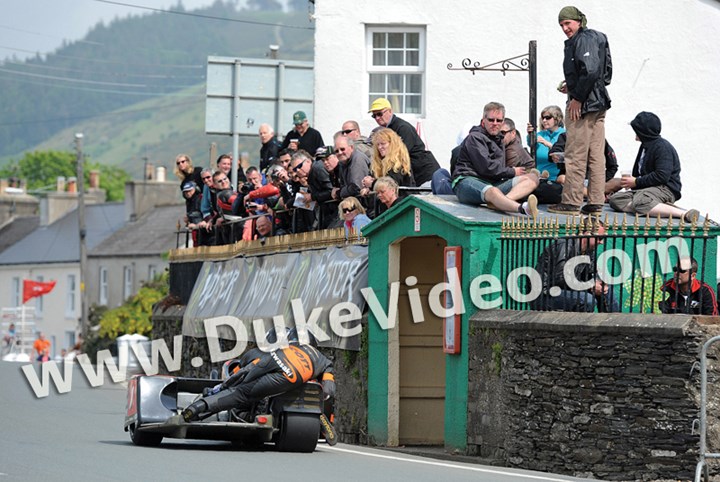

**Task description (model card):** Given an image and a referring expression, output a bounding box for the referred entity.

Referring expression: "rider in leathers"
[182,329,335,422]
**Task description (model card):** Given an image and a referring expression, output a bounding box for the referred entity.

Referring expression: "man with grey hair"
[340,120,372,158]
[333,132,370,201]
[258,123,281,172]
[451,101,539,218]
[549,6,612,216]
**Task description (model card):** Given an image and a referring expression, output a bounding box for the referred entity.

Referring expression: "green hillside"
[0,1,314,175]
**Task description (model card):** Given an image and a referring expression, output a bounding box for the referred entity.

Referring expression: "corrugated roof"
[0,203,125,265]
[89,204,182,257]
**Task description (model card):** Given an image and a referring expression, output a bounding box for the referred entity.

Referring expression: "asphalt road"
[0,360,595,482]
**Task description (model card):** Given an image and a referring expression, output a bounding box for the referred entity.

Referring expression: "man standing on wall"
[548,6,612,216]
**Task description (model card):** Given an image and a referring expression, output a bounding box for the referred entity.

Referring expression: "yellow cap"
[368,97,392,113]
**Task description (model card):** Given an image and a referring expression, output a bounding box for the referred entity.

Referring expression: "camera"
[239,182,254,195]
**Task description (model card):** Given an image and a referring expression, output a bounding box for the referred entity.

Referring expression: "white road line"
[319,445,577,482]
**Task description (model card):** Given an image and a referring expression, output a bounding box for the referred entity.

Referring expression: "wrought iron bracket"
[447,53,529,76]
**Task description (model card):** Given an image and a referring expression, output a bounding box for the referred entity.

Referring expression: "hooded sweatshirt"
[629,111,682,200]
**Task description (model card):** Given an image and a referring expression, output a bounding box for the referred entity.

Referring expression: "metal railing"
[694,335,720,482]
[499,214,715,313]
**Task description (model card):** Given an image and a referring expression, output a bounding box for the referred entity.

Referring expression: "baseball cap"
[368,97,392,113]
[315,146,335,160]
[181,181,197,192]
[292,111,307,125]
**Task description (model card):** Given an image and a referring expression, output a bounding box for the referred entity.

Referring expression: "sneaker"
[540,170,550,179]
[683,209,700,224]
[580,204,604,214]
[547,203,581,215]
[521,194,539,220]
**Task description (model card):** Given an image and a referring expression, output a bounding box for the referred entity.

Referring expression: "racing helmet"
[265,326,292,344]
[288,327,318,347]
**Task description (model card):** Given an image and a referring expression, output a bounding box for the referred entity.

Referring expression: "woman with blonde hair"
[526,105,565,182]
[361,128,415,194]
[338,196,371,238]
[173,153,203,191]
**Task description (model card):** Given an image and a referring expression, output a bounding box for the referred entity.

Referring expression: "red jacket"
[659,278,718,316]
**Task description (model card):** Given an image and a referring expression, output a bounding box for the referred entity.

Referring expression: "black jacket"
[452,124,512,182]
[659,278,718,315]
[259,138,282,172]
[563,27,612,115]
[536,237,596,294]
[387,115,440,185]
[629,111,682,200]
[280,126,325,156]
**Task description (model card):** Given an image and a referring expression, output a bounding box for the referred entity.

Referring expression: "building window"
[66,274,76,317]
[367,27,425,114]
[34,275,44,315]
[11,277,20,307]
[123,266,133,301]
[99,267,108,306]
[148,265,157,281]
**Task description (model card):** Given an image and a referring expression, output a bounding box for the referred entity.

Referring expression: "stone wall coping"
[470,309,696,337]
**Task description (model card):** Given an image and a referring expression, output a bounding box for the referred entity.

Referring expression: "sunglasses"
[341,128,357,135]
[371,110,387,118]
[485,117,505,124]
[202,176,212,181]
[541,115,554,120]
[342,207,356,214]
[176,159,187,165]
[673,267,689,273]
[500,130,511,136]
[292,162,305,172]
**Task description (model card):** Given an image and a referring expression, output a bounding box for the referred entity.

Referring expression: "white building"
[311,0,720,221]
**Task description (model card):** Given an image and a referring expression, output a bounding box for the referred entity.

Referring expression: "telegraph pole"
[75,133,89,340]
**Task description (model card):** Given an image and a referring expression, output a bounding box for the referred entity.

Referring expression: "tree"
[246,0,283,11]
[0,150,130,201]
[98,273,168,339]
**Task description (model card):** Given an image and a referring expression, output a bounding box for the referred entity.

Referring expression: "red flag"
[23,279,57,304]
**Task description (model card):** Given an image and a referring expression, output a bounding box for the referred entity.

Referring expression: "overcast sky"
[0,0,219,61]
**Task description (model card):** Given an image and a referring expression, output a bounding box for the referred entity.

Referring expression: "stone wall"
[467,310,713,481]
[152,304,368,444]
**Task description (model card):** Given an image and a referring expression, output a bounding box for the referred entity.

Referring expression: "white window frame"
[11,277,20,307]
[366,25,426,115]
[123,266,133,301]
[66,274,77,318]
[148,265,157,281]
[99,267,108,306]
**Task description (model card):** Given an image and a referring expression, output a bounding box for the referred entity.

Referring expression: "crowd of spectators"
[177,103,439,246]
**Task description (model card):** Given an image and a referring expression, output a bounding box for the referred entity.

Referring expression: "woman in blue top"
[527,105,565,182]
[338,196,371,239]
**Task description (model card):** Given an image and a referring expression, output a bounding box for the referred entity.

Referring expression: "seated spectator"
[339,196,371,238]
[530,218,619,313]
[32,331,51,363]
[451,101,539,218]
[369,97,440,186]
[502,118,534,170]
[334,133,371,202]
[374,176,401,217]
[527,105,566,182]
[659,257,718,315]
[181,181,203,246]
[340,120,373,158]
[174,154,203,189]
[607,111,699,222]
[258,123,282,172]
[361,128,415,196]
[280,111,325,155]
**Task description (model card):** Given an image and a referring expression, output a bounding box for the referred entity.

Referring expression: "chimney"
[145,163,155,181]
[56,176,66,192]
[89,170,100,189]
[155,166,166,182]
[67,177,77,193]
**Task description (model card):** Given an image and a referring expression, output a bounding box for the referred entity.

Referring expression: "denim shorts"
[452,176,517,206]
